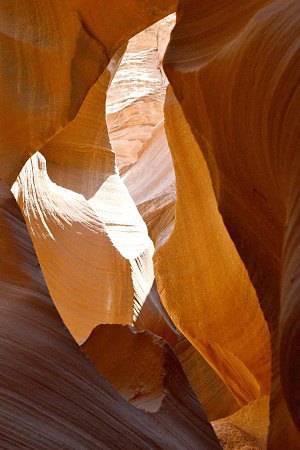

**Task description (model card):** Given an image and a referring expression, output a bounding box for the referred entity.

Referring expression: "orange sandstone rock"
[0,0,176,185]
[213,396,270,449]
[14,52,154,343]
[124,119,176,249]
[107,15,175,168]
[123,103,240,422]
[164,0,300,446]
[155,86,271,407]
[0,1,297,448]
[0,179,221,449]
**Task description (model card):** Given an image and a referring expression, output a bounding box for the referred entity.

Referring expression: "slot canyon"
[0,1,299,449]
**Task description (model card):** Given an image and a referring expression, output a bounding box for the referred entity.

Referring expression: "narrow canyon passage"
[1,2,299,449]
[104,17,273,449]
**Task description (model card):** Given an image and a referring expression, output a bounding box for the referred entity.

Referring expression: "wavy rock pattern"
[155,87,271,407]
[122,114,241,421]
[13,50,156,344]
[174,335,240,422]
[0,1,298,448]
[124,119,176,248]
[107,15,175,168]
[0,0,176,185]
[122,112,241,424]
[164,0,300,447]
[0,179,221,449]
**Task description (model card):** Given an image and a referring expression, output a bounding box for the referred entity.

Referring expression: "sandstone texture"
[164,1,299,447]
[107,14,175,168]
[0,0,176,185]
[0,180,219,449]
[0,1,299,449]
[13,50,155,343]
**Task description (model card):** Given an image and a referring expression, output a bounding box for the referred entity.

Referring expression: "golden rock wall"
[0,1,299,448]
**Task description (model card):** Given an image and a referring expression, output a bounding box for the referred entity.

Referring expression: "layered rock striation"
[164,0,300,447]
[0,180,220,449]
[0,1,299,448]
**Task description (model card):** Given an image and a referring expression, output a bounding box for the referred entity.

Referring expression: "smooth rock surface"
[0,179,221,449]
[164,0,300,446]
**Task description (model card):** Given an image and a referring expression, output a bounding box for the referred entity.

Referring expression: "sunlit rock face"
[106,14,175,168]
[155,87,271,407]
[164,0,300,447]
[13,52,155,344]
[0,0,176,185]
[1,0,299,448]
[123,119,176,249]
[0,180,220,449]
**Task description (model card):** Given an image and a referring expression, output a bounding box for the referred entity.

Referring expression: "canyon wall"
[0,1,299,449]
[164,1,300,447]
